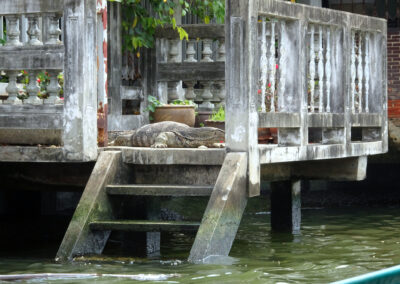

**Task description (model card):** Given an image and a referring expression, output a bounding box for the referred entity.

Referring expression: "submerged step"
[89,220,200,232]
[106,185,214,196]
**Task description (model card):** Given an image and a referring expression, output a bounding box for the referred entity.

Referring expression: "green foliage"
[209,106,225,122]
[170,99,195,106]
[145,95,163,113]
[107,0,225,52]
[0,38,5,46]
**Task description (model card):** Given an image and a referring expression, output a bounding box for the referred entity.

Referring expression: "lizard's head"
[197,127,225,143]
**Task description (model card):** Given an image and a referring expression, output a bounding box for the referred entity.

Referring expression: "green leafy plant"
[108,0,225,52]
[144,95,195,120]
[209,106,225,122]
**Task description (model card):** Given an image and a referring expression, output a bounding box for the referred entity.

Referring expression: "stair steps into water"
[106,184,214,196]
[57,150,248,263]
[89,220,200,232]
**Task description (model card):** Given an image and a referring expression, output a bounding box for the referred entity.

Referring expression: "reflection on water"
[1,206,400,283]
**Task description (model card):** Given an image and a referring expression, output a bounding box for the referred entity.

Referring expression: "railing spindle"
[357,32,363,113]
[318,26,324,113]
[309,24,315,113]
[184,81,196,101]
[4,71,22,105]
[201,39,213,62]
[364,33,370,113]
[45,13,62,45]
[325,27,331,113]
[217,40,225,62]
[269,21,276,112]
[26,14,42,46]
[185,41,197,62]
[5,15,22,46]
[45,70,62,104]
[25,71,42,105]
[351,31,356,113]
[260,19,268,113]
[200,81,214,109]
[278,20,287,111]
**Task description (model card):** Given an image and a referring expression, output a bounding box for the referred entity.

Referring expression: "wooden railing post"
[225,0,260,196]
[63,0,98,160]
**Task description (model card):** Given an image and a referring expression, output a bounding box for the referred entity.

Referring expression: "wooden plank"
[258,0,386,32]
[189,152,248,263]
[90,220,200,232]
[351,113,382,127]
[1,0,63,15]
[308,113,345,128]
[0,113,63,129]
[0,45,64,70]
[56,151,122,262]
[258,112,301,128]
[155,24,225,40]
[157,62,225,82]
[106,184,214,196]
[106,147,226,165]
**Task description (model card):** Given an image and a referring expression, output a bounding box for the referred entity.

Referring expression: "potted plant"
[204,106,225,130]
[145,96,196,127]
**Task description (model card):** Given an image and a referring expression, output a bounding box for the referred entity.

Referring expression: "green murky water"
[1,204,400,283]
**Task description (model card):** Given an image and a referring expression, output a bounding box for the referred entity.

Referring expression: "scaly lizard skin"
[113,121,225,148]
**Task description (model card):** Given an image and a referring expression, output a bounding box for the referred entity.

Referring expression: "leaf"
[204,15,210,24]
[177,27,188,41]
[132,16,138,28]
[172,17,177,29]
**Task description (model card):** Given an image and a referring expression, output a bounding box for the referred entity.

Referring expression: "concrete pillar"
[296,0,322,7]
[270,180,301,233]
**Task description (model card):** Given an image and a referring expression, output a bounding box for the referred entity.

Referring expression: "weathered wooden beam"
[1,0,63,15]
[90,220,200,232]
[106,185,214,196]
[188,152,247,264]
[157,62,225,82]
[308,113,345,128]
[62,0,98,161]
[258,113,301,128]
[56,151,122,262]
[258,0,386,32]
[155,24,225,40]
[105,147,226,165]
[351,113,382,127]
[270,180,301,233]
[0,45,64,70]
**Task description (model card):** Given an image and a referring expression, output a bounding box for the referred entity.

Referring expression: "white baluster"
[278,21,287,111]
[269,21,276,112]
[309,24,315,113]
[325,27,331,113]
[45,13,62,45]
[5,15,22,46]
[25,71,42,105]
[200,81,214,109]
[201,39,213,62]
[318,26,324,113]
[167,82,180,101]
[217,40,225,62]
[351,31,356,113]
[20,15,29,44]
[184,81,196,101]
[168,40,180,62]
[357,32,363,113]
[185,41,197,62]
[216,80,226,108]
[4,71,22,105]
[364,33,370,113]
[260,19,268,113]
[45,70,62,104]
[26,14,42,46]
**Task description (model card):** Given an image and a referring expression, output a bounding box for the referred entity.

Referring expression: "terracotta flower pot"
[204,120,225,131]
[153,105,196,127]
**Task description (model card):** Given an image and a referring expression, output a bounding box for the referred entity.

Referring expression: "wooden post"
[189,153,248,263]
[63,0,98,161]
[270,180,301,233]
[225,0,260,196]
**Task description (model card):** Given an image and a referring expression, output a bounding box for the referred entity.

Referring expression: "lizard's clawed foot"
[151,143,168,148]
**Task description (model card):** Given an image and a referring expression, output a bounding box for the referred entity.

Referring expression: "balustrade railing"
[154,24,225,113]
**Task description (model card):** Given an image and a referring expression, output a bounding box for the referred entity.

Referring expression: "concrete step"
[89,220,200,232]
[106,184,214,196]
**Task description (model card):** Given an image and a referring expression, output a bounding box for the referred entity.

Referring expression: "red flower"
[268,83,271,88]
[276,64,279,69]
[219,140,224,143]
[258,89,262,94]
[37,78,41,83]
